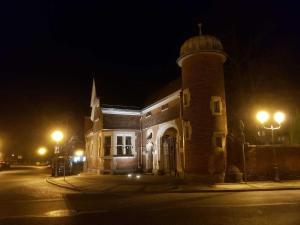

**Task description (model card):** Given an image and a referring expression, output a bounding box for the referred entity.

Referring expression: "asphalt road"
[0,166,300,225]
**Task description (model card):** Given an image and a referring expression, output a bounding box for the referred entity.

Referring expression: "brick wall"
[103,114,140,130]
[245,145,300,180]
[142,98,180,129]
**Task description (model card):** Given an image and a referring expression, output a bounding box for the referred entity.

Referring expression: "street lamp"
[74,149,84,157]
[256,110,285,181]
[37,147,47,156]
[51,130,64,177]
[51,131,64,144]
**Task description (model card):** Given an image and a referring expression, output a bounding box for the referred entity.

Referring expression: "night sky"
[0,1,299,157]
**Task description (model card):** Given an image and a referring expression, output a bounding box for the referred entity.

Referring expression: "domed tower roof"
[177,24,226,67]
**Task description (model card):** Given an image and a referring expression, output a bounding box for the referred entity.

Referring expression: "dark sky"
[0,0,299,156]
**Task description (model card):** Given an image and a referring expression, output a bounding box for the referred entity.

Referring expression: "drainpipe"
[139,116,143,171]
[179,89,185,177]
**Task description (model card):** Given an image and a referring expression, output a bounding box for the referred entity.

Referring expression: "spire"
[90,77,100,121]
[90,78,97,107]
[198,23,202,35]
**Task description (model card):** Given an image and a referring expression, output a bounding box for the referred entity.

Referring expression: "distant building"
[85,27,228,182]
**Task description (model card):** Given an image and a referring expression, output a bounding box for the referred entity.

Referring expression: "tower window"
[183,88,191,107]
[210,96,222,115]
[212,132,225,151]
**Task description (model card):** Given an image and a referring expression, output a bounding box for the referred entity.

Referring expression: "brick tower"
[177,25,228,182]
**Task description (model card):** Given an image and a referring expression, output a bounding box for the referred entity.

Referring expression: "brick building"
[85,28,228,182]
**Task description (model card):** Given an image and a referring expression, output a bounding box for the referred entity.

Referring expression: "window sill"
[113,154,135,158]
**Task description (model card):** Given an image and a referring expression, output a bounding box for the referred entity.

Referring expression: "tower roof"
[177,25,226,66]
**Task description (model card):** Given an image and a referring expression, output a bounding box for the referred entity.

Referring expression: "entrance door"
[162,135,177,175]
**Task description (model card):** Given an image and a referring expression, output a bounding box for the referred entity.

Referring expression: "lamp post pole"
[54,144,59,177]
[270,125,280,182]
[263,124,280,182]
[51,130,64,177]
[256,111,285,182]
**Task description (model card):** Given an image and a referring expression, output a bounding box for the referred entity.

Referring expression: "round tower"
[177,25,228,182]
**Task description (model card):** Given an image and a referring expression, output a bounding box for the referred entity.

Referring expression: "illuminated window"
[210,96,222,115]
[161,103,169,111]
[115,134,134,156]
[125,136,132,155]
[145,111,152,118]
[212,132,225,151]
[117,136,123,155]
[184,121,192,140]
[183,88,191,107]
[104,136,111,156]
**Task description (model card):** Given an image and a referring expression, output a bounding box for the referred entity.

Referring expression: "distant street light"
[256,110,286,181]
[74,149,84,157]
[51,130,64,143]
[51,130,64,177]
[37,147,47,156]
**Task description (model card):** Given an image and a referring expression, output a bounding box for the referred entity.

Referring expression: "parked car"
[0,160,10,171]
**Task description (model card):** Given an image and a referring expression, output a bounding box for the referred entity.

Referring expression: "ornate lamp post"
[51,130,64,177]
[256,111,285,181]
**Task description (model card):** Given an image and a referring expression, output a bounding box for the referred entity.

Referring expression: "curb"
[168,186,300,193]
[45,177,300,193]
[45,177,82,192]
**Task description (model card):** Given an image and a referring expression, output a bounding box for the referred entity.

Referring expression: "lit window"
[183,89,191,107]
[104,136,111,156]
[117,136,123,155]
[115,135,134,156]
[145,111,152,118]
[184,121,192,141]
[210,96,222,115]
[161,104,169,111]
[212,132,225,151]
[125,136,132,155]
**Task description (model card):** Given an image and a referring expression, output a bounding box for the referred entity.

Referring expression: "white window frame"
[113,132,136,157]
[210,96,223,115]
[212,132,226,152]
[183,88,191,107]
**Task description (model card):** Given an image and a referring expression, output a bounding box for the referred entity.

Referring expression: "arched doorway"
[160,127,177,175]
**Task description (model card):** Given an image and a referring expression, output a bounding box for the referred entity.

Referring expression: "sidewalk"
[46,173,300,193]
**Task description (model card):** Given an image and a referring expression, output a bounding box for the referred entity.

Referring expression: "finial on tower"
[198,23,202,35]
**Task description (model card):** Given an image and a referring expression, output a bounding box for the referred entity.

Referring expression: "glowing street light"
[74,149,84,157]
[51,130,64,143]
[51,130,64,177]
[37,147,47,156]
[256,111,269,124]
[274,111,285,124]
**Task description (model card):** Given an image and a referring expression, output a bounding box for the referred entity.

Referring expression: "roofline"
[102,108,141,116]
[141,89,181,114]
[102,89,181,116]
